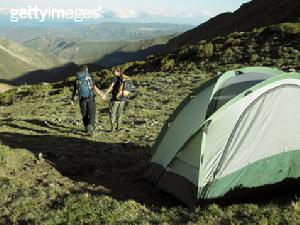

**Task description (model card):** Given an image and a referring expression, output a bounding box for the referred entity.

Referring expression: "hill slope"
[0,22,193,43]
[124,23,300,75]
[167,0,300,50]
[0,38,66,81]
[23,34,175,66]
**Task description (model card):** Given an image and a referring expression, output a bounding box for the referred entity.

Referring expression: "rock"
[42,172,48,176]
[38,153,44,161]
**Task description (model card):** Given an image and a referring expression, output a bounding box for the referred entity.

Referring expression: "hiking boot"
[110,126,115,132]
[116,121,122,131]
[110,121,116,132]
[86,125,94,136]
[116,124,122,131]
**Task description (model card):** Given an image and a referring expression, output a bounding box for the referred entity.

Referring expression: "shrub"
[230,31,245,38]
[203,43,214,57]
[223,48,235,63]
[161,56,175,71]
[25,83,52,98]
[276,23,300,34]
[0,90,15,105]
[95,69,115,88]
[197,43,214,58]
[224,37,236,47]
[250,53,259,62]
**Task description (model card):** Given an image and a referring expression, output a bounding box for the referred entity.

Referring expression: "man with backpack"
[104,69,133,132]
[71,65,105,136]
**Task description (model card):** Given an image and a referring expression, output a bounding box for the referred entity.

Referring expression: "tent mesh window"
[206,73,273,119]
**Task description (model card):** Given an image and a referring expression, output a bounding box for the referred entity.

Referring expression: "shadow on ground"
[0,130,180,207]
[0,63,106,85]
[1,119,299,208]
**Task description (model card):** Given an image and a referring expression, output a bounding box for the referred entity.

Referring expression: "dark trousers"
[79,97,96,129]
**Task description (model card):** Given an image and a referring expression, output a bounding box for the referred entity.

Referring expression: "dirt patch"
[0,83,12,93]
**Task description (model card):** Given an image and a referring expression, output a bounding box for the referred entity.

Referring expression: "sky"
[0,0,251,25]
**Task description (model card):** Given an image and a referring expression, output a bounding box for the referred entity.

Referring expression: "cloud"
[100,8,216,20]
[147,10,215,18]
[102,8,140,19]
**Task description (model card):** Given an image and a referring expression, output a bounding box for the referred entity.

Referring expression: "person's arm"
[93,85,106,99]
[71,82,77,100]
[104,83,114,96]
[71,82,77,105]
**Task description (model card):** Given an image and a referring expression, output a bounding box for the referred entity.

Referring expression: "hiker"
[71,65,105,136]
[104,69,133,132]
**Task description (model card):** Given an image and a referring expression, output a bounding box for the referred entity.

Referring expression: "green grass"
[0,68,300,224]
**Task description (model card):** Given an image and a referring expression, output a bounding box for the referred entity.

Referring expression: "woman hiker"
[104,69,133,132]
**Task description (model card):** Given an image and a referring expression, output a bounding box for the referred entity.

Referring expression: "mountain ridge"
[0,22,193,43]
[22,34,175,66]
[166,0,300,51]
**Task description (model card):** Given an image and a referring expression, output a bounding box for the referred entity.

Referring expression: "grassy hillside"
[0,68,300,224]
[0,38,66,81]
[167,0,300,50]
[123,23,300,75]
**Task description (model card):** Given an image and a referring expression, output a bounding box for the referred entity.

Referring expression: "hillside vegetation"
[124,23,300,75]
[0,22,300,224]
[0,38,66,81]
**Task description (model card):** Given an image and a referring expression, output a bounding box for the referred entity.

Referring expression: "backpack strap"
[86,75,93,90]
[117,76,132,100]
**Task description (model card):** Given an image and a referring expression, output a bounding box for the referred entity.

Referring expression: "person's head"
[114,69,123,77]
[79,65,88,73]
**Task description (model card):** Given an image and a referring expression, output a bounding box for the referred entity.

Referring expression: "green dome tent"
[145,67,300,206]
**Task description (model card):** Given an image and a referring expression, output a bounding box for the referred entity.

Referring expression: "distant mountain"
[23,34,176,66]
[23,36,81,59]
[0,22,188,85]
[0,22,193,43]
[0,38,66,81]
[167,0,300,50]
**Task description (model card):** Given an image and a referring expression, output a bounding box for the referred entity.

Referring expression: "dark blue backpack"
[76,71,94,98]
